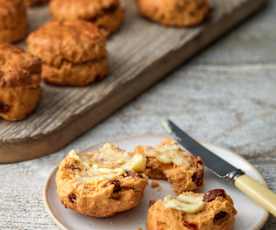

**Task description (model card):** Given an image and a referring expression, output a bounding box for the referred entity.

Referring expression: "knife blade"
[162,119,244,181]
[162,119,276,217]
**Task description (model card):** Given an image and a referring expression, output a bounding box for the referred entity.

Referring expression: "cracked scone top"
[0,0,28,43]
[135,138,204,194]
[27,20,107,67]
[56,143,148,217]
[136,0,210,27]
[0,43,41,121]
[50,0,124,37]
[147,189,237,230]
[27,20,108,86]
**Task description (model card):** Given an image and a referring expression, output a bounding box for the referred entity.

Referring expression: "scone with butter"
[135,138,204,194]
[56,143,148,217]
[147,189,237,230]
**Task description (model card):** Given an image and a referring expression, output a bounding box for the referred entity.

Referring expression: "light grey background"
[1,1,276,229]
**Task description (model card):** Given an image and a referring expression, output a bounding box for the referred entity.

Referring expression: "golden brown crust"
[50,0,124,36]
[93,6,125,37]
[27,20,107,67]
[56,146,148,217]
[135,138,204,194]
[0,43,41,121]
[0,86,41,121]
[136,0,210,27]
[50,0,120,20]
[0,0,28,43]
[0,43,41,87]
[42,59,108,86]
[24,0,48,7]
[147,190,237,230]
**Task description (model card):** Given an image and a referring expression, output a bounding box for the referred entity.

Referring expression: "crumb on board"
[137,227,143,230]
[151,180,160,188]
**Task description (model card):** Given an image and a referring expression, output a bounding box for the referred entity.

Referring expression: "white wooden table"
[0,1,276,229]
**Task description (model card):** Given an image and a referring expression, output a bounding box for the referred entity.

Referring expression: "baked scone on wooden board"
[0,43,41,121]
[0,0,28,43]
[135,138,204,193]
[50,0,125,37]
[147,189,237,230]
[0,0,267,163]
[27,20,108,86]
[56,143,148,217]
[136,0,210,27]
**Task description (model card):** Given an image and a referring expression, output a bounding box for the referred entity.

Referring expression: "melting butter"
[150,144,190,166]
[163,194,205,213]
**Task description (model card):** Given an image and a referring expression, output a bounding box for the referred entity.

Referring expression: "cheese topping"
[163,194,205,213]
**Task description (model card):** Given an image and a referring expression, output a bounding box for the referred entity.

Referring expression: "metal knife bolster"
[225,169,245,181]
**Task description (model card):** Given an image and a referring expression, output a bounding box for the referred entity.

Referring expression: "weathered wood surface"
[0,0,267,162]
[1,0,276,229]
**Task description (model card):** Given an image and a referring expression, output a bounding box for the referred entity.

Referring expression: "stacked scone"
[27,20,108,86]
[0,43,41,121]
[56,139,237,229]
[50,0,125,37]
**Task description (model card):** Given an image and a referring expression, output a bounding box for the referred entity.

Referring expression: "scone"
[27,20,108,86]
[147,189,237,230]
[135,138,204,194]
[136,0,210,27]
[56,143,148,217]
[24,0,48,7]
[0,43,41,121]
[0,0,28,43]
[50,0,124,37]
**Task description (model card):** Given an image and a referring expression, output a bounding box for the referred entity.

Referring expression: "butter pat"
[124,154,147,172]
[86,165,125,181]
[163,194,205,213]
[155,144,189,166]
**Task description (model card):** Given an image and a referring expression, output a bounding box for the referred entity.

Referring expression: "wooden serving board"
[0,0,267,163]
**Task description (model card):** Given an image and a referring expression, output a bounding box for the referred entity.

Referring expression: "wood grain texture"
[0,0,267,163]
[0,0,276,228]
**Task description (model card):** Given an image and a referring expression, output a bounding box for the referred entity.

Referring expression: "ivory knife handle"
[235,175,276,217]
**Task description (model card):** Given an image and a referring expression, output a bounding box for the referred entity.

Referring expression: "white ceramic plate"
[44,135,269,230]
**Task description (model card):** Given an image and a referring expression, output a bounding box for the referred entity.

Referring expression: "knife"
[162,119,276,217]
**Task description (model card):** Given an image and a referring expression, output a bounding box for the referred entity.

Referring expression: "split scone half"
[50,0,124,37]
[56,143,148,217]
[0,43,41,121]
[27,20,108,86]
[136,0,210,27]
[135,138,204,194]
[147,189,237,230]
[0,0,28,43]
